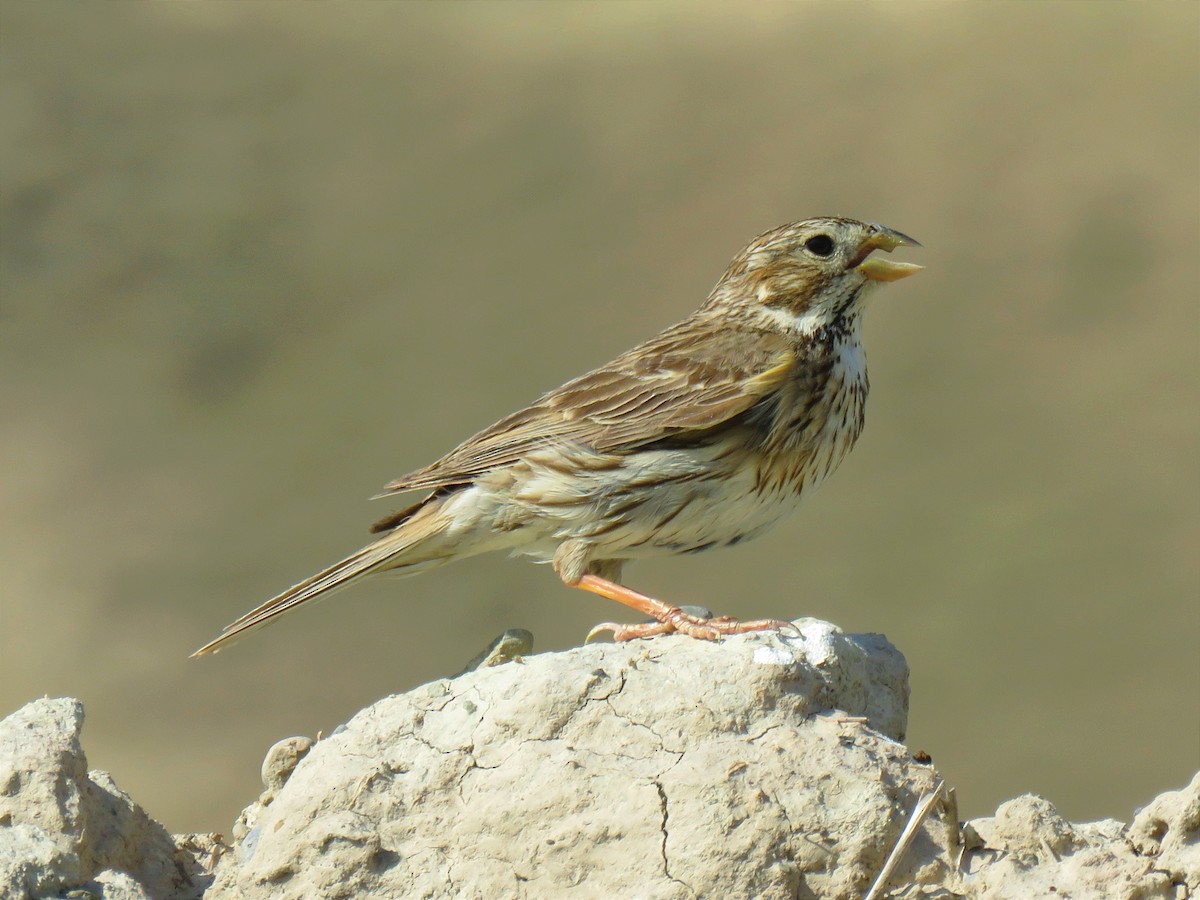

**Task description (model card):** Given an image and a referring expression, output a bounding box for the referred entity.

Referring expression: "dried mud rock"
[1128,772,1200,895]
[0,698,212,900]
[208,620,937,899]
[3,620,1195,899]
[962,793,1179,898]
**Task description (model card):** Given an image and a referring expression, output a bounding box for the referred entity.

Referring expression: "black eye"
[804,234,835,257]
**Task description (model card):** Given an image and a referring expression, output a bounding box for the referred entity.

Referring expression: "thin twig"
[864,778,946,900]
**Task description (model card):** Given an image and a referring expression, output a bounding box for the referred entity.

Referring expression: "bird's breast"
[754,335,868,498]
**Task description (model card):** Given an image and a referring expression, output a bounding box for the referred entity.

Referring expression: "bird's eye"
[804,234,835,257]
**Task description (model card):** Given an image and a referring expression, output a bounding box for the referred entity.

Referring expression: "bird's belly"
[501,443,808,563]
[611,467,801,558]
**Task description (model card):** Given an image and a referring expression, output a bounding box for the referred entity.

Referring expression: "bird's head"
[707,217,922,337]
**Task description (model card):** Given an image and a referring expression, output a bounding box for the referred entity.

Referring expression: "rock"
[962,794,1169,898]
[3,620,1195,899]
[259,737,314,796]
[207,619,935,899]
[0,698,214,900]
[0,823,79,900]
[1129,771,1200,894]
[456,627,535,675]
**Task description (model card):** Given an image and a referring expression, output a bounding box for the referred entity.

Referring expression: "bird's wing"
[378,321,795,496]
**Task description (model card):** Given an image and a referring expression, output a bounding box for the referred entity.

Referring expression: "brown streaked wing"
[376,320,794,496]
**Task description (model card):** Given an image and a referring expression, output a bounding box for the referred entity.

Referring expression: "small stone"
[457,628,535,675]
[260,736,314,793]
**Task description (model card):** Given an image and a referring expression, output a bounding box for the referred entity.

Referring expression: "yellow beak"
[853,225,923,282]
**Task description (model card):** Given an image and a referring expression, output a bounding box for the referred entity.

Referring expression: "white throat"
[754,280,874,340]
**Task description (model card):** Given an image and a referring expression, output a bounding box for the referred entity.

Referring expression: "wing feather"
[377,318,795,496]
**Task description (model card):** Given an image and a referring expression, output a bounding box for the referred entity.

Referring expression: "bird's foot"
[573,573,796,642]
[587,610,796,643]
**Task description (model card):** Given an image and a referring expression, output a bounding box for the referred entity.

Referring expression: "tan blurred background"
[2,2,1197,835]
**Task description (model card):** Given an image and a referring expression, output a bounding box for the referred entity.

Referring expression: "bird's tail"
[191,496,456,657]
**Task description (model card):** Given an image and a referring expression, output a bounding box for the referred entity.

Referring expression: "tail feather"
[192,498,455,657]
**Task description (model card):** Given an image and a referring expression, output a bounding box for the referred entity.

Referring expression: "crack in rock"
[654,779,693,895]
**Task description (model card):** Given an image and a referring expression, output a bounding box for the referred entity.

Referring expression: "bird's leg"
[571,573,793,642]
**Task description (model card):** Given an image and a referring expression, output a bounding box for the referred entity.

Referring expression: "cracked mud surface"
[7,620,1190,898]
[204,622,935,899]
[192,621,1194,899]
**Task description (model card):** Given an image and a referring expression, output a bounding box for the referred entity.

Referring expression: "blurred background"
[2,2,1196,835]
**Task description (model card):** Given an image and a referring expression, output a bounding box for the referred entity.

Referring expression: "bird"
[193,217,921,656]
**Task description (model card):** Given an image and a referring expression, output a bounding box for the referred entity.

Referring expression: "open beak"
[852,225,923,282]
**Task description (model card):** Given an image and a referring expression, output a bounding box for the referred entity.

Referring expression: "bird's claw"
[585,622,617,643]
[773,620,804,638]
[586,621,675,642]
[586,611,797,643]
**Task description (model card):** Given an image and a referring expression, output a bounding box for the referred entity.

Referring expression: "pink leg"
[572,573,794,642]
